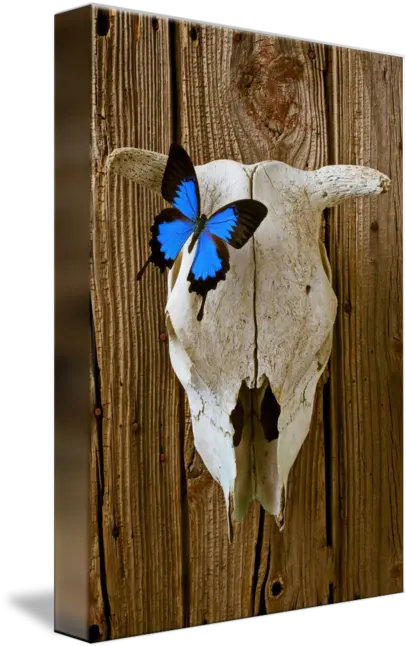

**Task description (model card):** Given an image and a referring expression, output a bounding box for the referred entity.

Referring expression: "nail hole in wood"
[96,9,110,37]
[152,17,159,31]
[89,624,101,642]
[306,284,311,294]
[190,27,198,41]
[271,579,283,598]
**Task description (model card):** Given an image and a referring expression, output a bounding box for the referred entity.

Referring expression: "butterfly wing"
[205,199,267,248]
[137,208,194,279]
[187,230,230,321]
[138,144,199,280]
[161,142,200,221]
[186,199,267,319]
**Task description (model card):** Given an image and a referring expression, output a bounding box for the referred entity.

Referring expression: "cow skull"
[107,147,390,533]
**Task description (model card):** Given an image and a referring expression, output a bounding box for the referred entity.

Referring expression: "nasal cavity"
[231,397,244,447]
[260,385,280,441]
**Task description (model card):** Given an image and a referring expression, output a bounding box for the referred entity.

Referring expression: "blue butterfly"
[137,143,268,320]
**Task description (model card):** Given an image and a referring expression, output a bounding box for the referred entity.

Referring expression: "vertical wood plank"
[90,9,184,638]
[327,47,403,601]
[176,23,332,621]
[89,370,108,641]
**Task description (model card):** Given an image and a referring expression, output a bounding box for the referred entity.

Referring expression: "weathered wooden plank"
[326,47,403,601]
[262,377,334,612]
[184,421,260,625]
[261,43,336,614]
[177,23,332,621]
[90,9,184,638]
[89,368,108,641]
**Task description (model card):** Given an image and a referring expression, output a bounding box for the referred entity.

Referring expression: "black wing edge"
[137,208,189,280]
[161,142,200,213]
[187,233,230,321]
[213,199,268,249]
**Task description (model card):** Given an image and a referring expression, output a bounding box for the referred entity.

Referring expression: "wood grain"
[89,10,402,638]
[177,23,333,621]
[326,47,403,601]
[89,369,108,641]
[90,9,184,639]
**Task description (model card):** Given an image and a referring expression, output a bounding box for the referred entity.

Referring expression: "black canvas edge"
[47,2,406,643]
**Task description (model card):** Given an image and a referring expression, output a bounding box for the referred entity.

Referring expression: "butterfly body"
[137,143,268,320]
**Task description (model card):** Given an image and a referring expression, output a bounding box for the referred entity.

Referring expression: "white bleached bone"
[108,148,390,531]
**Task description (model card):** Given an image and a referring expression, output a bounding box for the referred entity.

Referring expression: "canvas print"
[54,4,403,642]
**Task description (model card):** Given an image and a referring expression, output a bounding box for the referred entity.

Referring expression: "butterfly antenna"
[197,294,207,321]
[137,257,151,281]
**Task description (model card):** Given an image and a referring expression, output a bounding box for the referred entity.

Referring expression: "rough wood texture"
[89,371,108,639]
[90,9,184,639]
[326,47,403,601]
[90,11,402,639]
[176,24,334,620]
